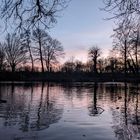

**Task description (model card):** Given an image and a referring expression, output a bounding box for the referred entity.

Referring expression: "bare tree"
[4,33,27,72]
[103,0,140,74]
[88,46,101,74]
[0,43,5,71]
[129,24,140,74]
[75,60,84,72]
[21,30,34,72]
[32,28,49,72]
[0,0,69,30]
[106,49,120,73]
[113,21,137,74]
[103,0,140,19]
[43,38,64,72]
[98,58,107,73]
[61,57,75,73]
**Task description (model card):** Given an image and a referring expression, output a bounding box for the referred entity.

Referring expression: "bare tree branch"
[0,0,70,31]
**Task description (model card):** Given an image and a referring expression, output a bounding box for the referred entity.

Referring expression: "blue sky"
[0,0,115,63]
[50,0,115,63]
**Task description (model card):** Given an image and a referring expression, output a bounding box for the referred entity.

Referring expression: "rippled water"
[0,82,139,140]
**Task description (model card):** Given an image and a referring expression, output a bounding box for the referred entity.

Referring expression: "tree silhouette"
[32,28,49,72]
[43,38,64,72]
[88,46,101,74]
[21,30,34,72]
[0,43,5,71]
[0,0,69,31]
[112,22,133,75]
[129,24,140,74]
[104,0,140,76]
[4,33,27,72]
[103,0,140,20]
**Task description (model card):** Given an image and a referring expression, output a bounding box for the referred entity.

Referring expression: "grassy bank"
[0,72,139,82]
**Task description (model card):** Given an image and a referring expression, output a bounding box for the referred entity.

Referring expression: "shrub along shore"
[0,72,139,83]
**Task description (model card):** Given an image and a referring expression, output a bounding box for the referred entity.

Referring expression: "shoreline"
[0,72,139,83]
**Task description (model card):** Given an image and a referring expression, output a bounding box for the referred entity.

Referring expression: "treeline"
[61,46,140,74]
[0,29,64,73]
[103,0,140,75]
[0,24,140,75]
[0,0,139,76]
[0,29,139,75]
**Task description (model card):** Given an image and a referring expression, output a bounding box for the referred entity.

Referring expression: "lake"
[0,82,139,140]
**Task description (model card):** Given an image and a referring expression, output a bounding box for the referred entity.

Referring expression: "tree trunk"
[135,31,139,74]
[29,46,34,72]
[27,39,34,72]
[39,38,44,73]
[124,39,127,76]
[11,63,16,72]
[46,61,50,72]
[94,57,97,74]
[47,57,50,72]
[45,53,50,72]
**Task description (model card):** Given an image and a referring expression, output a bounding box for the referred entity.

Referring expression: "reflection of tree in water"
[30,83,63,131]
[88,83,104,116]
[62,83,87,101]
[105,83,122,103]
[111,83,140,140]
[0,83,7,103]
[0,83,63,132]
[133,85,140,126]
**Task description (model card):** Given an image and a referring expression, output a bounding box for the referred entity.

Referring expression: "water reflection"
[0,82,139,140]
[111,83,140,140]
[30,83,63,131]
[88,83,104,116]
[0,83,63,134]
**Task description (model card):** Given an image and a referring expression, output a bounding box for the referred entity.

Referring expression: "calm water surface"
[0,82,139,140]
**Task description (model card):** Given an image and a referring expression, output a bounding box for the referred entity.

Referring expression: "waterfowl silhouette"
[0,99,7,103]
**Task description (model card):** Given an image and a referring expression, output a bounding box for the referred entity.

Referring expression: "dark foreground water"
[0,82,139,140]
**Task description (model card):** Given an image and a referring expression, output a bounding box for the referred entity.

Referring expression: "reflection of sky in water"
[0,82,139,140]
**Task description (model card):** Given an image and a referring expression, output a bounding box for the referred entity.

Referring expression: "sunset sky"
[50,0,115,63]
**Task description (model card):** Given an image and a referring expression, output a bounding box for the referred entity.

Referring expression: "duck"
[0,100,7,103]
